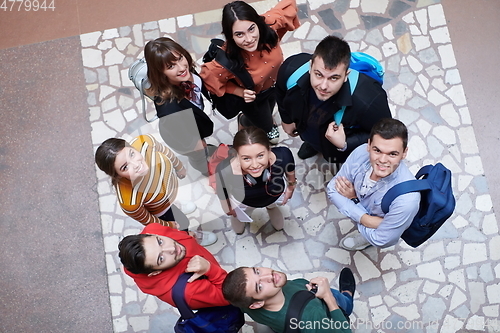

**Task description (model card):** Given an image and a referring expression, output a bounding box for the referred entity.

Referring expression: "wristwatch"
[351,197,360,204]
[337,142,348,152]
[287,180,297,186]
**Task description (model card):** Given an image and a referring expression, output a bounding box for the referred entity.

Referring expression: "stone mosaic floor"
[81,0,500,332]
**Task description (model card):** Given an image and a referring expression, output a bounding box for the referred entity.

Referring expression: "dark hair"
[232,126,270,153]
[95,138,130,186]
[118,234,155,275]
[312,35,351,71]
[222,267,260,308]
[144,37,195,104]
[369,118,408,150]
[221,1,278,69]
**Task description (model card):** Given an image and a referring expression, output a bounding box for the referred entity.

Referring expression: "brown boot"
[266,204,284,231]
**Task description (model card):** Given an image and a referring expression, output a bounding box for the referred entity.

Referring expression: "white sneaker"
[340,231,372,251]
[195,231,218,247]
[267,125,280,145]
[177,201,197,215]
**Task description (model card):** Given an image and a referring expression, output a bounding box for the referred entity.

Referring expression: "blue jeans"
[331,288,353,316]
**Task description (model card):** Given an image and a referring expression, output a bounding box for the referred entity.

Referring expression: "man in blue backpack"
[326,118,420,250]
[276,35,391,163]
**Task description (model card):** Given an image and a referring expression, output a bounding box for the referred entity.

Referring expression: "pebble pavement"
[80,0,500,332]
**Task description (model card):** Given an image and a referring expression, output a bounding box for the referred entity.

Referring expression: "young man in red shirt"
[118,223,228,309]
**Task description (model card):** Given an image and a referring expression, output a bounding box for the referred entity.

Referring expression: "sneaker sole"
[340,239,372,251]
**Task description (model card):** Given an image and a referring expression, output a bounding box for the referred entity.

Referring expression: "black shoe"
[237,112,253,127]
[339,268,355,297]
[297,142,318,159]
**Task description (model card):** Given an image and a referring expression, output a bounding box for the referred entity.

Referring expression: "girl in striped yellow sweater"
[95,134,216,246]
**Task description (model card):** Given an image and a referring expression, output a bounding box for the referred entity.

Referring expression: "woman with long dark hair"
[145,37,215,175]
[95,134,217,246]
[215,127,296,234]
[201,0,299,144]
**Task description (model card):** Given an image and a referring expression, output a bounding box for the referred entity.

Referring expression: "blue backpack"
[172,273,245,333]
[349,52,384,84]
[381,163,456,248]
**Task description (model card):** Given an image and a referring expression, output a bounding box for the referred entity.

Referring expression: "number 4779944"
[1,0,55,11]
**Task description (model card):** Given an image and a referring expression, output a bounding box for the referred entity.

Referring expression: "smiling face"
[142,234,186,273]
[236,143,270,178]
[243,267,287,306]
[367,134,408,181]
[232,20,260,52]
[310,56,349,101]
[162,52,193,85]
[114,147,149,182]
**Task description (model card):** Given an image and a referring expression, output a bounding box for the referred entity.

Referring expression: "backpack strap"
[214,47,255,90]
[286,61,310,90]
[381,179,432,214]
[333,69,359,125]
[418,163,452,193]
[415,164,434,179]
[283,290,316,333]
[347,69,359,94]
[172,272,196,319]
[138,74,157,123]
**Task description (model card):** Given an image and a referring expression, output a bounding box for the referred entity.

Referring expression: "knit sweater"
[115,134,183,228]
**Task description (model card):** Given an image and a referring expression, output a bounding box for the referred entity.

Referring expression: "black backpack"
[172,272,245,333]
[283,290,317,333]
[202,39,255,119]
[283,289,349,333]
[381,163,456,248]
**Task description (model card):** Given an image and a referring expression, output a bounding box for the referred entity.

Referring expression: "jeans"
[331,288,354,316]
